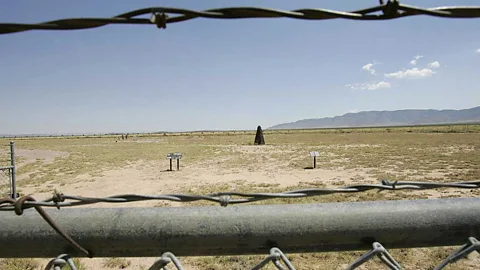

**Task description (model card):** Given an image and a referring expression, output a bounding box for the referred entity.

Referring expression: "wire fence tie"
[149,252,184,270]
[434,237,480,270]
[346,242,401,270]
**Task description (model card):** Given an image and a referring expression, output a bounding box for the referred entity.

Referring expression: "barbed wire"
[0,180,478,211]
[1,1,480,35]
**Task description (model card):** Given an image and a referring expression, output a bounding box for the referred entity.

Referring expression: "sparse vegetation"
[0,258,40,270]
[61,258,87,270]
[102,258,131,269]
[0,124,478,269]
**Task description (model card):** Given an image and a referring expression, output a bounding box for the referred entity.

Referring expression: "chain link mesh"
[44,240,479,270]
[0,167,11,197]
[0,145,12,197]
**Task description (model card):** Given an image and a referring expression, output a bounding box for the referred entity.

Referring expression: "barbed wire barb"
[434,237,480,270]
[346,242,401,270]
[1,2,480,35]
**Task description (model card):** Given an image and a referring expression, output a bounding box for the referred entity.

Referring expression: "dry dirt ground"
[1,131,479,269]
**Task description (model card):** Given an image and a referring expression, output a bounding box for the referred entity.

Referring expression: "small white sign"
[167,153,183,159]
[309,151,320,157]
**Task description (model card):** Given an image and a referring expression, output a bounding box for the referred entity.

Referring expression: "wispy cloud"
[346,81,391,91]
[348,56,441,90]
[362,63,376,75]
[384,68,435,79]
[409,55,423,65]
[477,48,480,54]
[428,61,440,69]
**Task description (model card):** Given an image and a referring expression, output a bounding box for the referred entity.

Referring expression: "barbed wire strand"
[1,1,480,35]
[0,180,478,211]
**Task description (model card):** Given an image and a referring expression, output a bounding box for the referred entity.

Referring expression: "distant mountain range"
[268,106,480,130]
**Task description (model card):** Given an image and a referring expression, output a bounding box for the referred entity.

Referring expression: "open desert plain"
[1,125,479,270]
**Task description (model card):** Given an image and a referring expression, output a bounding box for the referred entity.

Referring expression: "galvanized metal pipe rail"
[0,197,479,258]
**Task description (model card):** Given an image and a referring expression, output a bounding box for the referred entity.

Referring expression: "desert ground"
[0,125,479,270]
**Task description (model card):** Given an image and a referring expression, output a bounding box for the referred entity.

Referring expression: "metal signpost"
[309,151,319,169]
[166,152,183,171]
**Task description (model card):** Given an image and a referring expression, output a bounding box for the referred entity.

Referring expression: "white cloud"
[428,61,440,69]
[384,68,435,79]
[346,81,391,91]
[362,63,376,75]
[477,48,480,54]
[409,55,423,65]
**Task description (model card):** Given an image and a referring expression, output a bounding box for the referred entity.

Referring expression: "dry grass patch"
[102,258,131,269]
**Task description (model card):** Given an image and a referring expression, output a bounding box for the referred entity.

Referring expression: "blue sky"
[1,0,479,134]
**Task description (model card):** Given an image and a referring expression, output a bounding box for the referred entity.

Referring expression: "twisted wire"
[0,180,478,210]
[1,1,480,35]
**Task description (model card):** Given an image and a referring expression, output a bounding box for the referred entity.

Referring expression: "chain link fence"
[0,141,17,198]
[0,167,11,196]
[0,142,15,197]
[1,1,480,269]
[0,193,479,269]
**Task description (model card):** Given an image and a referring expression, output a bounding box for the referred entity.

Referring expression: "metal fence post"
[10,141,16,199]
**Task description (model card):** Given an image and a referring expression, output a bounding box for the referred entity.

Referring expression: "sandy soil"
[0,148,69,167]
